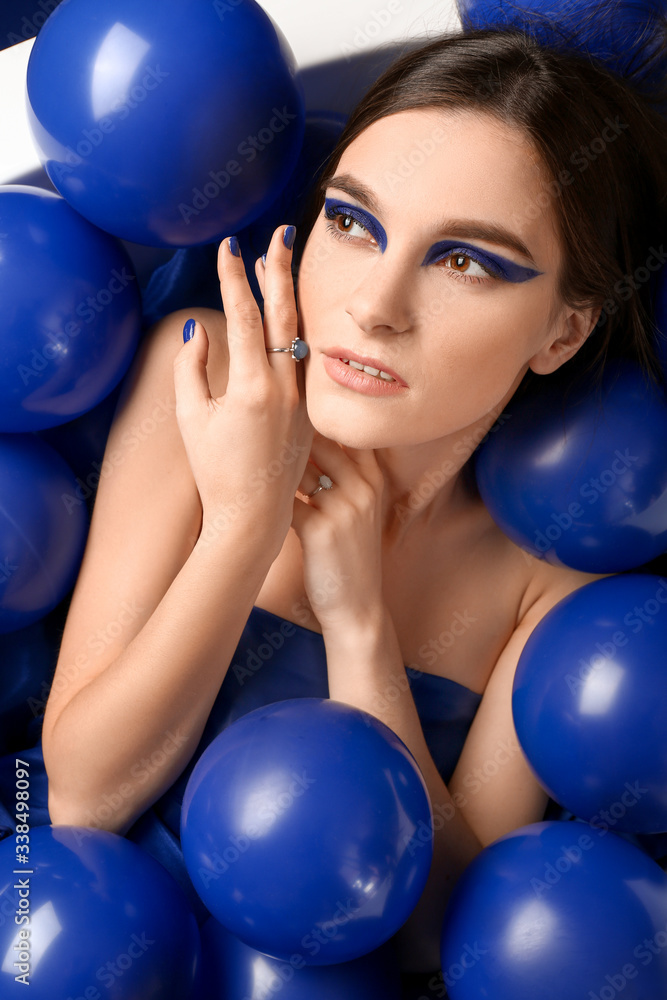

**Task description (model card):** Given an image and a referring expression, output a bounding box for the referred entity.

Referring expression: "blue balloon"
[26,0,305,247]
[0,619,58,753]
[181,697,433,965]
[0,186,141,432]
[0,825,202,998]
[457,0,667,93]
[512,573,667,833]
[474,360,667,572]
[440,820,667,999]
[38,382,123,513]
[238,110,347,297]
[199,918,402,999]
[655,266,667,374]
[0,434,88,633]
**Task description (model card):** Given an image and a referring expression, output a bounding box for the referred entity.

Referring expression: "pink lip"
[321,355,408,396]
[323,347,408,387]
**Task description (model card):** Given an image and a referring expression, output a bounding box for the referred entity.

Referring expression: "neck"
[376,405,509,542]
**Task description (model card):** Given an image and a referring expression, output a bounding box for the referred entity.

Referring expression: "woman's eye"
[330,212,370,240]
[439,251,494,282]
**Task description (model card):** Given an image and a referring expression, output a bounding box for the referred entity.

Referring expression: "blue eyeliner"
[421,240,543,283]
[323,197,388,252]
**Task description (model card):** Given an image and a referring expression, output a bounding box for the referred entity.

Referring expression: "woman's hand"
[172,226,314,548]
[290,430,387,634]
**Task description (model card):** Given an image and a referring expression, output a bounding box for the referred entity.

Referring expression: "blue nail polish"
[283,225,296,250]
[261,253,267,265]
[183,318,195,343]
[228,236,240,257]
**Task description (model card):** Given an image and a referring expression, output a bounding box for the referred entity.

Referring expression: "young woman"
[40,24,667,977]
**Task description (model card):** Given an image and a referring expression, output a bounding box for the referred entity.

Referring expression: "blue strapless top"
[0,605,482,924]
[126,605,484,920]
[1,604,665,930]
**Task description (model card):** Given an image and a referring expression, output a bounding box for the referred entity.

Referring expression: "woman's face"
[297,108,584,450]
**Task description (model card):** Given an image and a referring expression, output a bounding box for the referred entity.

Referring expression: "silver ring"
[304,473,335,498]
[265,337,309,361]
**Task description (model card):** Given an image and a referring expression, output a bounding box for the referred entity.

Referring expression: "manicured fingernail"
[183,318,196,343]
[283,225,296,250]
[228,235,240,257]
[261,253,267,265]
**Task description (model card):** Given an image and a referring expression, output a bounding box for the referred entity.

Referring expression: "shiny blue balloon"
[655,266,667,373]
[474,360,667,572]
[457,0,667,93]
[0,434,88,633]
[181,697,433,965]
[512,573,667,833]
[238,110,347,297]
[26,0,305,247]
[38,382,124,516]
[0,186,141,432]
[440,820,667,999]
[0,825,202,998]
[199,918,402,999]
[0,619,58,753]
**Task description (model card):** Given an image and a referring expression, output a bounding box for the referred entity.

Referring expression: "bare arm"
[322,564,608,972]
[42,306,286,835]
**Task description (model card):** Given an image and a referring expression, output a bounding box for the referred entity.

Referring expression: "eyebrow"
[326,172,540,268]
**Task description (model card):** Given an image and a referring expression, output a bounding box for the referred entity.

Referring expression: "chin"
[304,398,398,450]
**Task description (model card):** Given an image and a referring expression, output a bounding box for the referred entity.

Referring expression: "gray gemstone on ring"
[319,474,333,489]
[292,338,309,360]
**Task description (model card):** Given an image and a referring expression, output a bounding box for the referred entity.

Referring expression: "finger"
[217,235,269,383]
[173,318,212,421]
[302,436,359,492]
[263,224,299,375]
[254,254,266,300]
[291,491,317,534]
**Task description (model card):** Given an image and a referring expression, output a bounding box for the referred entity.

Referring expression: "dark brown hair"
[295,24,667,400]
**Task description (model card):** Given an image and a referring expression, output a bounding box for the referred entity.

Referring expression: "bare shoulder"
[125,306,229,397]
[518,554,613,629]
[41,304,229,745]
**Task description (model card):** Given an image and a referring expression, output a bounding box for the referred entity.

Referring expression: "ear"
[528,303,602,375]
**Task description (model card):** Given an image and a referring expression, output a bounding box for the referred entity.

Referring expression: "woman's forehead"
[333,108,560,268]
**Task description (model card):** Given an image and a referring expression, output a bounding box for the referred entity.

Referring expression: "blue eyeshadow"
[421,240,543,283]
[323,198,388,252]
[323,196,543,283]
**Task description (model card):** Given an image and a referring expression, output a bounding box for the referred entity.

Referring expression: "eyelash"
[323,207,497,284]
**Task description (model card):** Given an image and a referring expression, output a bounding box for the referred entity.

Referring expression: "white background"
[0,0,460,185]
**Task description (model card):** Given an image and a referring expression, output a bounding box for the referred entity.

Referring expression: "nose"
[344,253,414,337]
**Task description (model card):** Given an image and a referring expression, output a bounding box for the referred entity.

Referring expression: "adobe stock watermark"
[531,782,648,898]
[383,121,448,194]
[197,434,310,545]
[178,106,299,225]
[393,405,511,525]
[27,599,144,718]
[61,931,156,999]
[61,396,177,513]
[17,267,137,387]
[404,737,522,855]
[588,917,667,1000]
[507,116,630,232]
[529,447,640,557]
[66,727,190,838]
[340,0,404,62]
[564,576,667,695]
[595,244,667,329]
[50,66,170,186]
[197,770,316,889]
[6,0,65,45]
